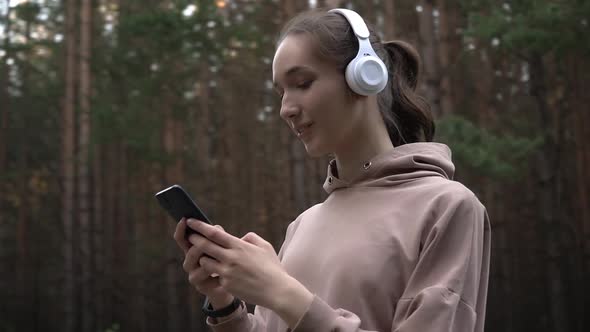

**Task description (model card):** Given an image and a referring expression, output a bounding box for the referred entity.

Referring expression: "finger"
[187,232,206,246]
[188,270,222,291]
[183,244,205,272]
[173,218,190,254]
[199,255,225,276]
[187,219,239,249]
[241,232,267,246]
[242,232,275,252]
[187,266,216,285]
[190,234,232,262]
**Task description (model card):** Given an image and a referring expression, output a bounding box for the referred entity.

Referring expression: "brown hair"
[277,9,435,146]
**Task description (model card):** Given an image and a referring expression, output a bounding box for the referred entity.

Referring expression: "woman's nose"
[280,101,300,120]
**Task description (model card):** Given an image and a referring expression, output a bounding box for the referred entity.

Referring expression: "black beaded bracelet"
[202,296,242,318]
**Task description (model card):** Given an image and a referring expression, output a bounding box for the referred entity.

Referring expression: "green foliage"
[91,0,266,165]
[463,0,590,55]
[436,115,542,179]
[13,2,41,23]
[0,320,15,332]
[103,323,121,332]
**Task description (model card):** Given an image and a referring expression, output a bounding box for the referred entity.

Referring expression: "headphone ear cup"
[345,59,362,95]
[345,55,388,96]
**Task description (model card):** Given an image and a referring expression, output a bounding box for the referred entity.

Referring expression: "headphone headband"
[329,8,370,39]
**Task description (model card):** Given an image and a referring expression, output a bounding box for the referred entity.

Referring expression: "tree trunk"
[78,0,93,330]
[0,0,10,186]
[15,12,34,329]
[62,0,78,330]
[394,0,420,49]
[16,129,31,329]
[163,92,182,332]
[417,0,441,118]
[568,54,590,332]
[437,0,461,116]
[115,140,129,329]
[131,163,147,332]
[529,53,570,332]
[325,0,345,9]
[104,142,116,328]
[0,0,10,314]
[382,0,395,39]
[93,142,104,331]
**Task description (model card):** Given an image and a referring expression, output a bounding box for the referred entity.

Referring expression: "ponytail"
[378,40,435,146]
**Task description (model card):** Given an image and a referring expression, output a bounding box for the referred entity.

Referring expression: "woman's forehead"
[272,34,320,79]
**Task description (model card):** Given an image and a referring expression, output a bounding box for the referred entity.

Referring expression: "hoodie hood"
[323,142,454,194]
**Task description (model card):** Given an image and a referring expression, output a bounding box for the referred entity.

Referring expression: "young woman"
[174,8,490,332]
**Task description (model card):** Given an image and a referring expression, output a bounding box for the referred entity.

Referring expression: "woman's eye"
[297,80,313,90]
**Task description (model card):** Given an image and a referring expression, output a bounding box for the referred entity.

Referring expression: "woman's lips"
[296,123,313,137]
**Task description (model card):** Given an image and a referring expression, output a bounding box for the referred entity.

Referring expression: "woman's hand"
[186,219,313,326]
[173,218,234,308]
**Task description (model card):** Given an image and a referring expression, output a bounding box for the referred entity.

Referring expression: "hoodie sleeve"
[287,189,490,332]
[390,189,491,332]
[205,303,271,331]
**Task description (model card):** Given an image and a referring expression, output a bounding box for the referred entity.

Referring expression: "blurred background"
[0,0,588,331]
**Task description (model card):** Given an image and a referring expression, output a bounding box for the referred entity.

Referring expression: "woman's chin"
[302,142,326,158]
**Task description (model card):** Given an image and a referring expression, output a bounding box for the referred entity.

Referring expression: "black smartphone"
[155,185,213,235]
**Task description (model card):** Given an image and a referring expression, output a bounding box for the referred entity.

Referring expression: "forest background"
[0,0,588,331]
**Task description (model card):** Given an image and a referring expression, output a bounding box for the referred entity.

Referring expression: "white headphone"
[329,8,388,96]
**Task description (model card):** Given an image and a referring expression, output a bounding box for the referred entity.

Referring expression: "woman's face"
[272,33,364,157]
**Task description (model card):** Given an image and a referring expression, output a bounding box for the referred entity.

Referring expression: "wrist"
[272,276,314,328]
[209,293,235,310]
[203,295,242,321]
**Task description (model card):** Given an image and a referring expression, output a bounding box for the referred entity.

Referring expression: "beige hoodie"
[208,143,491,332]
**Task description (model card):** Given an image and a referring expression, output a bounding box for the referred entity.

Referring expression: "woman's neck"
[333,111,394,182]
